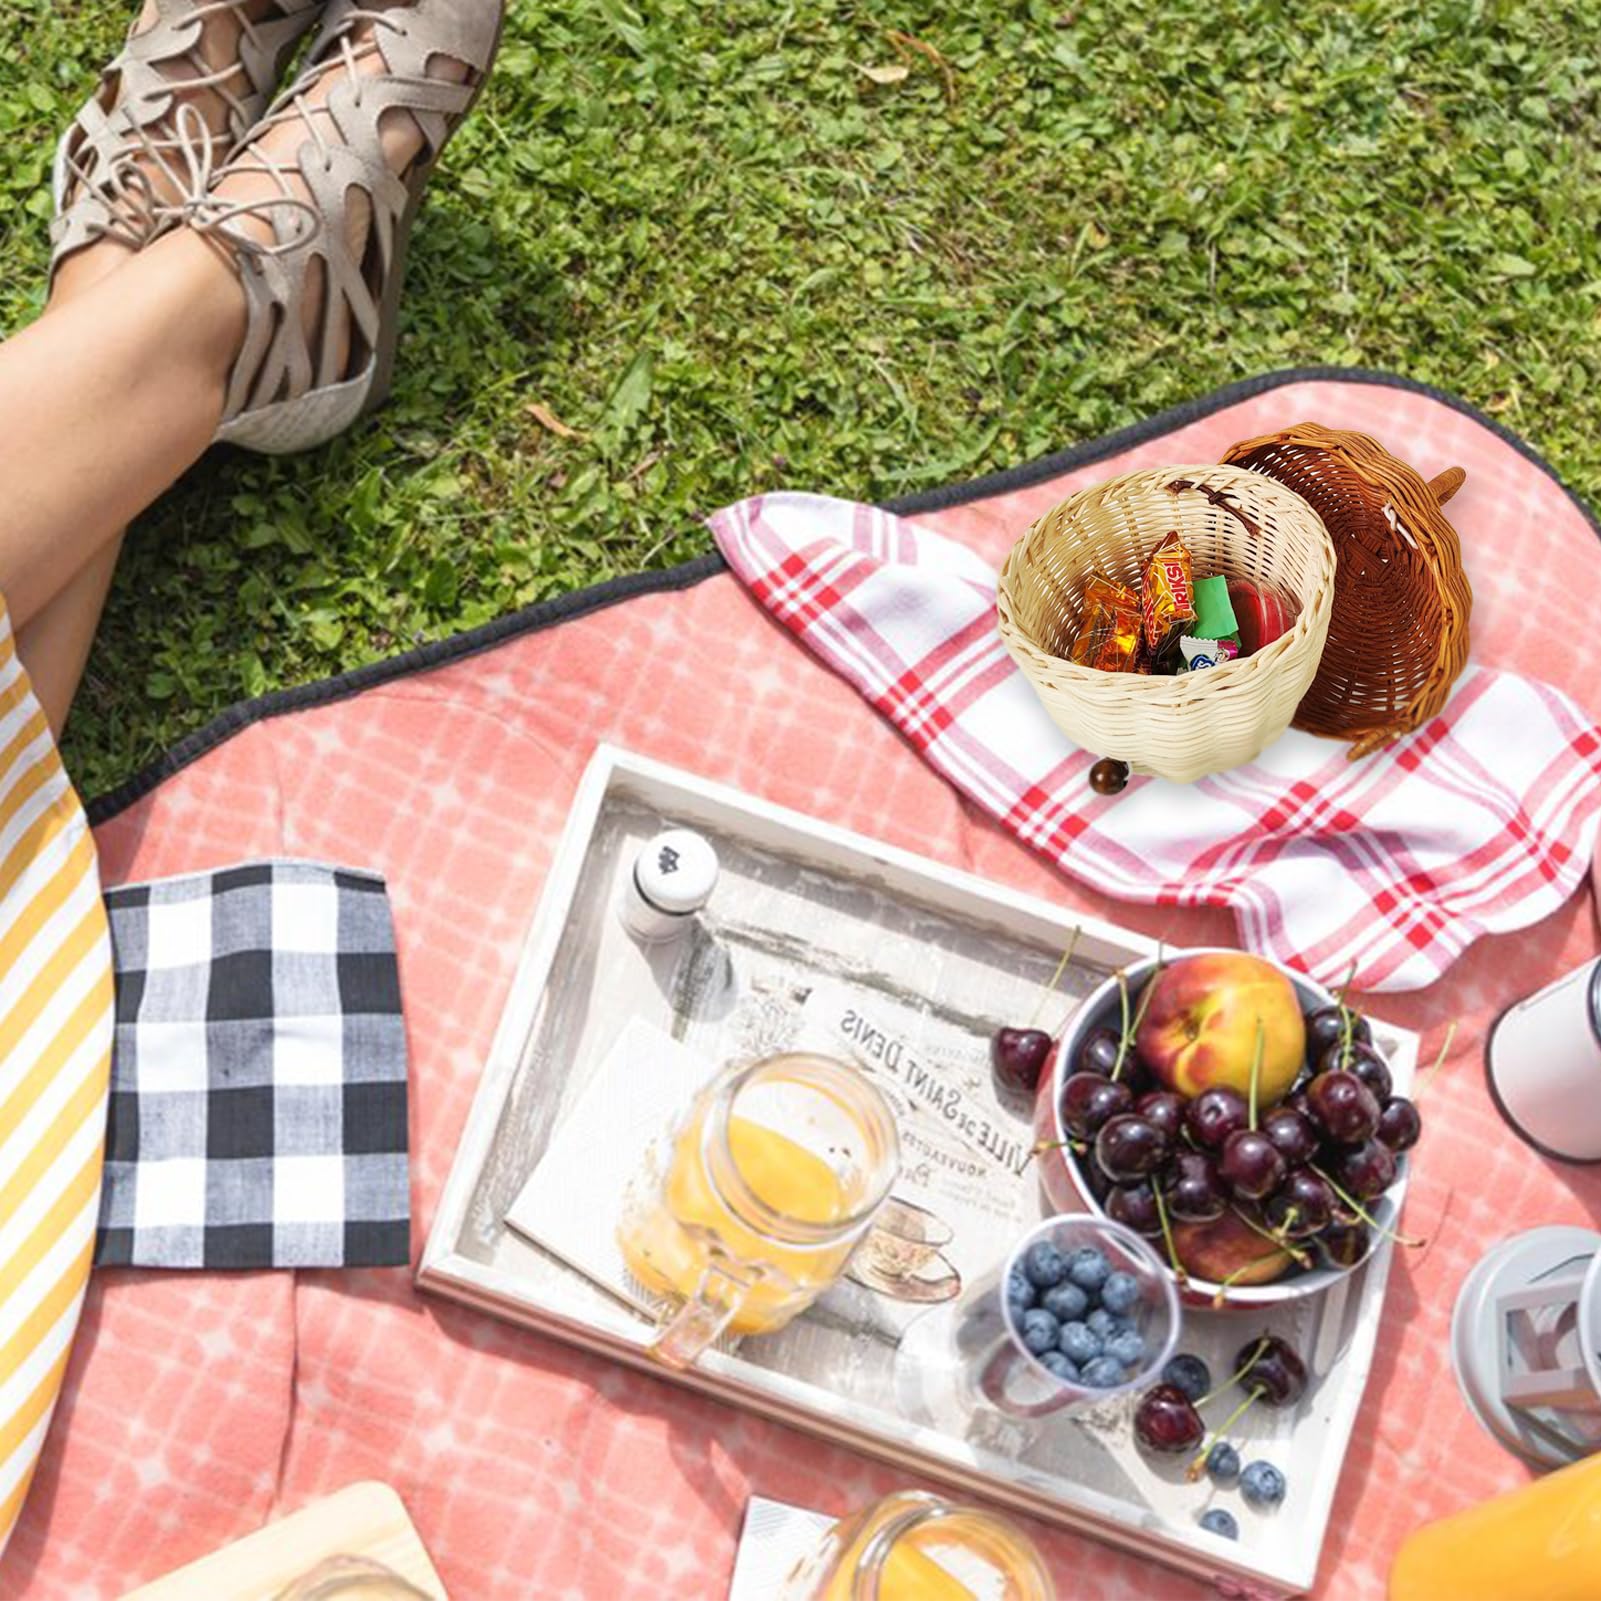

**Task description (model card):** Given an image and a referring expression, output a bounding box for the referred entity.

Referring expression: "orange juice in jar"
[617,1053,899,1365]
[781,1492,1053,1601]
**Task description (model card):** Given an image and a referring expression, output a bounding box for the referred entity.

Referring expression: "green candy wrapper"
[1191,574,1239,642]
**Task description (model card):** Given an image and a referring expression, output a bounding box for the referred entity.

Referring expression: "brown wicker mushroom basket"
[1222,422,1472,758]
[996,465,1337,783]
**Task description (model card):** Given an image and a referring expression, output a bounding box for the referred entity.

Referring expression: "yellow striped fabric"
[0,598,114,1560]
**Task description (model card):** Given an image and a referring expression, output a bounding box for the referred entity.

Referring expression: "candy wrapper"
[1190,574,1239,643]
[1179,635,1240,672]
[1140,532,1196,658]
[1068,574,1141,672]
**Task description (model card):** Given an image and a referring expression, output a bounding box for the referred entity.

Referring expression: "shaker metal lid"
[635,828,719,915]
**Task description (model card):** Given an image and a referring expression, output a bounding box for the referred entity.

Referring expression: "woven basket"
[996,464,1337,783]
[1221,422,1472,758]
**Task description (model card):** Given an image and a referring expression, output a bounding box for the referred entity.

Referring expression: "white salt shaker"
[1486,957,1601,1162]
[619,828,719,943]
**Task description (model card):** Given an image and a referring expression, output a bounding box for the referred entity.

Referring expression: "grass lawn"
[2,0,1598,796]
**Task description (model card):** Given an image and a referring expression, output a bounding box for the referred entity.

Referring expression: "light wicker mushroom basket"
[996,464,1337,783]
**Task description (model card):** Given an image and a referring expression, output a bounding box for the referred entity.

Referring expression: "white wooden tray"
[419,745,1418,1598]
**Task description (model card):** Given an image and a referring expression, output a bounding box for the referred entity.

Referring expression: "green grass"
[2,0,1599,796]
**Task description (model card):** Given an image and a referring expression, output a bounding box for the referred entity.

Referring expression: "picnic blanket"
[9,370,1601,1600]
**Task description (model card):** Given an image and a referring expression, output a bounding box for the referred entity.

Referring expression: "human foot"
[186,0,502,454]
[51,0,323,297]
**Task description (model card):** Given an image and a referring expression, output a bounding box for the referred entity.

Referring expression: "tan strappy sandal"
[51,0,323,284]
[182,0,504,455]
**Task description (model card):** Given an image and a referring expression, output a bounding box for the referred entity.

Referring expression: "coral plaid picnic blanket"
[711,491,1601,992]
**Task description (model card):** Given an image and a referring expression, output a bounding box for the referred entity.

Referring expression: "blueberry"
[1101,1270,1140,1315]
[1042,1281,1088,1323]
[1006,1268,1036,1316]
[1240,1460,1287,1508]
[1038,1350,1079,1382]
[1079,1355,1126,1388]
[1106,1328,1145,1370]
[1019,1308,1061,1355]
[1086,1307,1117,1338]
[1023,1240,1070,1289]
[1199,1508,1239,1540]
[1204,1441,1241,1484]
[1058,1320,1103,1365]
[1161,1353,1212,1403]
[1066,1246,1111,1292]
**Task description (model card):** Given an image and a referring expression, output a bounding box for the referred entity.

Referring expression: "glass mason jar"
[779,1491,1053,1601]
[617,1052,900,1366]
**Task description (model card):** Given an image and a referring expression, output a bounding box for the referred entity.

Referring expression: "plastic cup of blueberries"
[897,1214,1182,1424]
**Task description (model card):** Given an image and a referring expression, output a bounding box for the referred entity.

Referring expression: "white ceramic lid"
[634,828,719,915]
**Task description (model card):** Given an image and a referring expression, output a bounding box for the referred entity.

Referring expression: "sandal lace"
[59,0,305,253]
[146,103,323,258]
[176,8,421,253]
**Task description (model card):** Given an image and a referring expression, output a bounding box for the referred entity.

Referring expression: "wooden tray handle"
[1428,466,1465,506]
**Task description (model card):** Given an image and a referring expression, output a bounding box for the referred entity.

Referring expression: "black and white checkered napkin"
[95,862,410,1270]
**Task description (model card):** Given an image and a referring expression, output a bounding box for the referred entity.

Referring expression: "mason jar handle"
[650,1256,753,1369]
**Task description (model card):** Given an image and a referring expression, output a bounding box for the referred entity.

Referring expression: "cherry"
[1089,757,1130,795]
[992,1027,1053,1095]
[1261,1105,1319,1167]
[1315,1037,1387,1084]
[1264,1169,1334,1239]
[1376,1096,1421,1153]
[1305,1071,1380,1144]
[1305,1005,1371,1056]
[1218,1129,1287,1201]
[1163,1149,1226,1222]
[1136,1090,1186,1149]
[1347,1051,1393,1104]
[1106,1180,1162,1236]
[1315,1037,1392,1100]
[1076,1026,1123,1078]
[1059,1073,1134,1139]
[1333,1138,1397,1201]
[1075,1146,1113,1202]
[1087,1079,1136,1130]
[1118,1057,1155,1098]
[1095,1114,1167,1182]
[1318,1217,1370,1270]
[1134,1384,1206,1454]
[1185,1086,1250,1151]
[1236,1336,1306,1407]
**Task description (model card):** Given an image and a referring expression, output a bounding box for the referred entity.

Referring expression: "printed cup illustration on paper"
[847,1196,963,1305]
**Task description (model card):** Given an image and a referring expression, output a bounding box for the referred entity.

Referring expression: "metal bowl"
[1031,947,1404,1311]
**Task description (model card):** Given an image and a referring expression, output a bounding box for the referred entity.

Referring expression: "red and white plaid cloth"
[711,491,1601,993]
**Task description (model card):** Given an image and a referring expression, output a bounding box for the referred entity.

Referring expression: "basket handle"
[1427,466,1465,506]
[1166,478,1263,539]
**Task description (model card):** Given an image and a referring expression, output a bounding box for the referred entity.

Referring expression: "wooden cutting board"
[121,1482,447,1600]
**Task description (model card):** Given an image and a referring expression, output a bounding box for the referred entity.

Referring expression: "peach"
[1135,952,1305,1104]
[1172,1209,1295,1289]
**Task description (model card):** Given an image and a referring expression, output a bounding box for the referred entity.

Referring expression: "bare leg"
[17,0,285,730]
[9,7,452,728]
[0,235,246,630]
[15,252,133,734]
[11,548,118,733]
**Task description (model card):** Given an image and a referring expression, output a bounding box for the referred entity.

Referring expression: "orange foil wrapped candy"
[1068,575,1141,672]
[1140,531,1196,658]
